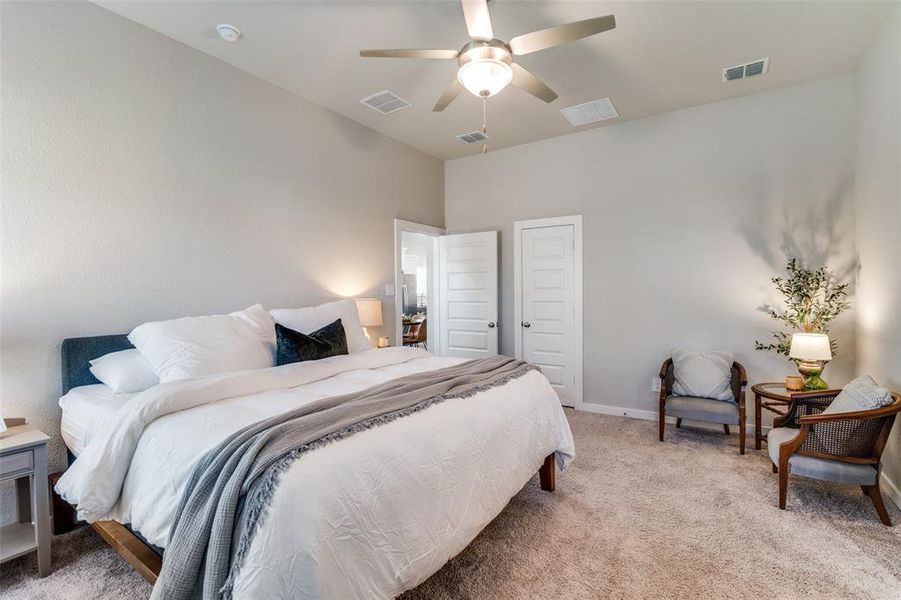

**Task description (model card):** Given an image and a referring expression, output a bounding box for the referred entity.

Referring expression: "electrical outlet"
[384,283,395,297]
[651,377,661,393]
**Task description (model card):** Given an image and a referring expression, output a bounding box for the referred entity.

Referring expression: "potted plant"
[755,259,850,386]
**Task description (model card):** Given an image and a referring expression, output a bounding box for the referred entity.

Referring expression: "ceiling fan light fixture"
[360,1,616,112]
[457,59,513,98]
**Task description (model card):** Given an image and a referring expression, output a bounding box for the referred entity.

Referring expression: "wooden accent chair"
[769,389,901,525]
[658,358,748,454]
[402,317,427,350]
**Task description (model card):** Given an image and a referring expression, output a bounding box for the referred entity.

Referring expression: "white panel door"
[521,225,575,405]
[438,231,498,358]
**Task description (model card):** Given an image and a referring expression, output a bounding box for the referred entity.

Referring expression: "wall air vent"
[560,97,618,127]
[723,58,769,82]
[457,130,488,144]
[359,90,412,115]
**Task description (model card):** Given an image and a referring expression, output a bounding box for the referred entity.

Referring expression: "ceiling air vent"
[457,130,488,144]
[723,58,769,82]
[359,90,412,115]
[560,97,618,127]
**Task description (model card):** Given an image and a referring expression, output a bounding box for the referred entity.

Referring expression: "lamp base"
[802,373,829,390]
[797,360,829,391]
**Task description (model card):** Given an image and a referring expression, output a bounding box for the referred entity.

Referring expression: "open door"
[438,231,498,358]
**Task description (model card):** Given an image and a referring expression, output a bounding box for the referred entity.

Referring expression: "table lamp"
[355,298,383,346]
[789,333,832,390]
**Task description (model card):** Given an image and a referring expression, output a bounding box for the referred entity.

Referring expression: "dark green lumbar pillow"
[275,319,348,366]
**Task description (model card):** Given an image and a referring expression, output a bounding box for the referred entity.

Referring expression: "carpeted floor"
[2,410,899,599]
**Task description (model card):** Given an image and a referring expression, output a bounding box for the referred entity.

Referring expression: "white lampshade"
[789,333,832,361]
[457,59,513,97]
[355,298,383,328]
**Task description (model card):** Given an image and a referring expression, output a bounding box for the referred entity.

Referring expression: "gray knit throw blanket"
[150,355,538,600]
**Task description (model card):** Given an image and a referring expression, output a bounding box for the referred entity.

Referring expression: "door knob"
[488,322,496,328]
[522,322,531,328]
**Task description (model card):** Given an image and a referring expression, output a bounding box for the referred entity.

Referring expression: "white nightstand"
[0,424,51,576]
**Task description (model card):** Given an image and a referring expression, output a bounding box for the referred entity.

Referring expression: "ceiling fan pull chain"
[481,92,489,154]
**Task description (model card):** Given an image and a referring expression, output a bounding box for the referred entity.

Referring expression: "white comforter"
[56,348,574,599]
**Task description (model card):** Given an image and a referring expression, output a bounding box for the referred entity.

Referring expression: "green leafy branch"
[755,259,850,358]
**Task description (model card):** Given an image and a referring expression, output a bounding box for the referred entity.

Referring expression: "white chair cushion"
[767,427,878,485]
[671,349,734,401]
[665,396,740,424]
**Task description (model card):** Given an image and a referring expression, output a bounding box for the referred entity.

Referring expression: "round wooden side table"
[752,382,802,450]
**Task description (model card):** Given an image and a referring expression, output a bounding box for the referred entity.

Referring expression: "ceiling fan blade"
[510,63,558,103]
[433,78,464,112]
[360,49,459,59]
[508,14,615,56]
[461,0,494,41]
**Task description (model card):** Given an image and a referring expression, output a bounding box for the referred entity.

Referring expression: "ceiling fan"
[360,0,616,112]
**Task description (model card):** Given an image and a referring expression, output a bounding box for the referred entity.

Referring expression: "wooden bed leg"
[91,521,161,585]
[539,453,556,492]
[53,472,162,585]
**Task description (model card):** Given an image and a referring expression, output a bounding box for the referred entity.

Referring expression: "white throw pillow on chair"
[823,375,893,414]
[671,349,735,401]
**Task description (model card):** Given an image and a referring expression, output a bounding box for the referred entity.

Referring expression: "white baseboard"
[881,472,901,510]
[575,402,771,435]
[575,402,658,421]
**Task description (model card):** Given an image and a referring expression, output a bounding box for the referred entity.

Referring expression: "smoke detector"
[216,24,241,42]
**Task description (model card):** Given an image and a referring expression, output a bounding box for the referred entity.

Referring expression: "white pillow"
[269,299,370,354]
[89,349,159,394]
[129,304,276,383]
[824,375,893,414]
[671,349,735,401]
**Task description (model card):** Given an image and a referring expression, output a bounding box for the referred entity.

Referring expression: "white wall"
[855,7,901,496]
[0,0,444,485]
[446,76,858,418]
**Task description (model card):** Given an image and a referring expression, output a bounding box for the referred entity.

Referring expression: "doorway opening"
[394,219,500,358]
[401,231,435,349]
[394,219,443,352]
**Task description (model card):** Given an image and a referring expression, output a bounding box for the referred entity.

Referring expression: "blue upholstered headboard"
[61,335,133,395]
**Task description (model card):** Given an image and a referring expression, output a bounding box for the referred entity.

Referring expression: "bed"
[55,333,575,599]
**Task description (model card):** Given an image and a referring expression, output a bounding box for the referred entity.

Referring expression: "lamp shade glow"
[789,333,832,361]
[457,59,513,97]
[355,298,383,328]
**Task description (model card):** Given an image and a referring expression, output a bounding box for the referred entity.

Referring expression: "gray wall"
[0,0,444,484]
[855,8,901,494]
[445,76,858,419]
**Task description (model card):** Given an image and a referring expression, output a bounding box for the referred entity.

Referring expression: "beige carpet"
[2,410,899,599]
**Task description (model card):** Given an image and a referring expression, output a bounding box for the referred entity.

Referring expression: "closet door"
[520,225,576,406]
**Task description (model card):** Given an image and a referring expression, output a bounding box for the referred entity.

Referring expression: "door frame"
[513,215,583,408]
[394,219,444,350]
